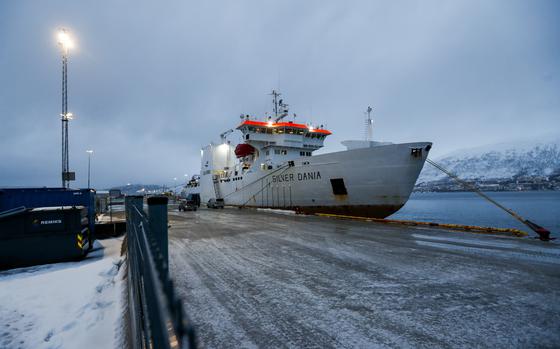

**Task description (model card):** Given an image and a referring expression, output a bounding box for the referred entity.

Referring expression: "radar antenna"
[364,106,373,141]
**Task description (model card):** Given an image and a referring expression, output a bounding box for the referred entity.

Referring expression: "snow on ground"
[0,238,125,349]
[255,208,297,215]
[97,212,125,223]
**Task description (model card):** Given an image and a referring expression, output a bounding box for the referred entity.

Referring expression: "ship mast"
[271,90,290,122]
[271,90,280,119]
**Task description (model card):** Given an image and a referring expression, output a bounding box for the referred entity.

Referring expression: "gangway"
[212,174,222,200]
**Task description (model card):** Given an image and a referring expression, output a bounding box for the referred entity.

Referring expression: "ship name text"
[272,171,321,183]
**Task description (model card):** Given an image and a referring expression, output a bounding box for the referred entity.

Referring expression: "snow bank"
[0,238,125,349]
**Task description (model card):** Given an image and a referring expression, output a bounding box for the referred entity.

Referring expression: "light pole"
[86,150,93,188]
[58,28,74,188]
[364,106,373,142]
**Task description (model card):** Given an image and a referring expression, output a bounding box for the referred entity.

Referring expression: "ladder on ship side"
[212,174,222,199]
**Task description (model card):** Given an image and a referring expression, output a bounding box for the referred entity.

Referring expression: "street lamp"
[58,28,75,188]
[86,150,93,188]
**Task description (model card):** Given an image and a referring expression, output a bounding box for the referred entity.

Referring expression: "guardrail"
[125,195,196,349]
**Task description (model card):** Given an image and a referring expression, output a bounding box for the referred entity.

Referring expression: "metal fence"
[125,195,196,349]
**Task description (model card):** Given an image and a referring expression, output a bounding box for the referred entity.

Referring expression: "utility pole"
[86,150,93,188]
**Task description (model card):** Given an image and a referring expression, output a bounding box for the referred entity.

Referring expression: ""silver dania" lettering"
[272,171,321,182]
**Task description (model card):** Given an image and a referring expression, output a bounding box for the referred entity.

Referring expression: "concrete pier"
[168,207,560,348]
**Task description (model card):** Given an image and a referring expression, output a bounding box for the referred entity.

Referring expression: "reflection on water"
[390,191,560,234]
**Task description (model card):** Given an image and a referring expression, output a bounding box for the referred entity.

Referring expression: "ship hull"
[242,204,404,219]
[188,142,431,218]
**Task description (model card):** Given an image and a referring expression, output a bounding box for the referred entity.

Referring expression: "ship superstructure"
[184,91,432,218]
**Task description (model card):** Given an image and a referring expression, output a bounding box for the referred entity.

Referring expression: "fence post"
[125,195,144,220]
[147,196,169,268]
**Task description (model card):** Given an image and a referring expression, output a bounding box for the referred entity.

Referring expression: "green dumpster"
[0,206,90,269]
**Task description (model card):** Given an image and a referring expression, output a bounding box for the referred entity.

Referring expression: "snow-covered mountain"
[419,135,560,183]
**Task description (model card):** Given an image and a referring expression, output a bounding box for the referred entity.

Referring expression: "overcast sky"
[1,0,558,188]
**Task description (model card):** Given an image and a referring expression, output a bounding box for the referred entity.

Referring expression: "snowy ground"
[168,208,560,348]
[0,238,125,349]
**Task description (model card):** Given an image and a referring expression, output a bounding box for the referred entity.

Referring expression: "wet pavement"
[168,207,560,348]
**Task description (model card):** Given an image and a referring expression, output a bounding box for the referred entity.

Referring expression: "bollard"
[147,196,169,268]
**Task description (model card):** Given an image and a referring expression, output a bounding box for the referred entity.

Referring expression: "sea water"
[390,191,560,235]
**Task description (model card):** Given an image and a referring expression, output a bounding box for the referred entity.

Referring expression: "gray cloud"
[1,0,559,188]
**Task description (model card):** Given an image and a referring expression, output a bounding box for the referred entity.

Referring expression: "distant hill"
[105,183,185,196]
[104,184,166,195]
[419,135,560,183]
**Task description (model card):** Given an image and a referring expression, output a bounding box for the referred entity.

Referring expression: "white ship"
[184,91,432,218]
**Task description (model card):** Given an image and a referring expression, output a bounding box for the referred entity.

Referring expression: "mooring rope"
[426,158,552,240]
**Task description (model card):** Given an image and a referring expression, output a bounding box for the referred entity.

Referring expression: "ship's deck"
[168,207,560,348]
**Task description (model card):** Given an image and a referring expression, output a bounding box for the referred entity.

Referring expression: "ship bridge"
[203,90,333,181]
[237,120,331,157]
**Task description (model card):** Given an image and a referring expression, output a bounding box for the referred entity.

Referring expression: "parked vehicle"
[207,198,224,209]
[178,199,197,211]
[186,193,201,207]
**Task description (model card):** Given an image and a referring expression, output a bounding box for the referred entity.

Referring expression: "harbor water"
[390,191,560,235]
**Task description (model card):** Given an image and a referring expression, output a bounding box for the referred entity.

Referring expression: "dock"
[168,207,560,348]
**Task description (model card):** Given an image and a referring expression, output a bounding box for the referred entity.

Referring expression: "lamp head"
[60,112,74,120]
[57,28,74,51]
